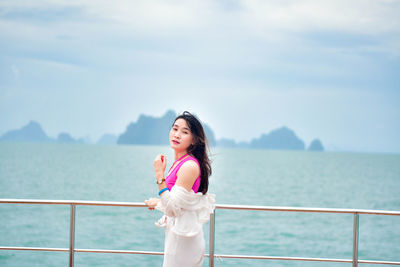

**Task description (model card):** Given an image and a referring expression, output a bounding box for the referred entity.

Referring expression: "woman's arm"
[175,160,200,192]
[157,161,199,217]
[146,159,199,215]
[145,154,166,210]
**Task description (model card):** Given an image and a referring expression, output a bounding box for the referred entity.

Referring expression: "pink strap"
[168,156,200,177]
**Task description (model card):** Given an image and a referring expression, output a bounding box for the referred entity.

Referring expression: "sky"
[0,0,399,153]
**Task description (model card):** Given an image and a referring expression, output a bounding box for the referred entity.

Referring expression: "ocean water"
[0,143,399,267]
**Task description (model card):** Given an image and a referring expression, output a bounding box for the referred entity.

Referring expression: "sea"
[0,143,399,267]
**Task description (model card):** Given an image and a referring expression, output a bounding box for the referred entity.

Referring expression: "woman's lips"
[172,140,180,144]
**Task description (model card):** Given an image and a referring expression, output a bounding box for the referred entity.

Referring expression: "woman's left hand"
[145,198,160,210]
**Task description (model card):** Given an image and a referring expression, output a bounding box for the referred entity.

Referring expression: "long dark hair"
[173,111,211,194]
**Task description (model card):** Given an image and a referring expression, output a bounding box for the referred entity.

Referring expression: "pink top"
[165,156,201,193]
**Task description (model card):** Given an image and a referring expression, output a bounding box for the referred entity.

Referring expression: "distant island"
[250,127,305,150]
[216,126,323,151]
[97,134,118,145]
[0,121,53,143]
[0,111,324,151]
[57,132,85,144]
[117,110,216,146]
[308,139,324,151]
[0,121,86,144]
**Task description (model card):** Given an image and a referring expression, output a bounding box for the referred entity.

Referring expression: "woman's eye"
[183,131,188,134]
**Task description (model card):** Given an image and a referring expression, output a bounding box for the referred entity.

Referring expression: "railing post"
[352,213,359,267]
[209,210,215,267]
[69,204,76,267]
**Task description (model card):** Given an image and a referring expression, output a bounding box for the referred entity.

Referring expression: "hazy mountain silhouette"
[308,139,324,151]
[57,132,84,144]
[118,110,176,145]
[117,110,216,146]
[216,138,237,148]
[1,116,322,151]
[0,121,53,143]
[97,134,117,145]
[0,121,86,144]
[250,126,305,150]
[216,126,319,151]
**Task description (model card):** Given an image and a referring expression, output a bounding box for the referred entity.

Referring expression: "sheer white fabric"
[155,185,215,267]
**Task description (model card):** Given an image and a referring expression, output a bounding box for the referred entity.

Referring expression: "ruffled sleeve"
[156,189,183,217]
[155,185,215,237]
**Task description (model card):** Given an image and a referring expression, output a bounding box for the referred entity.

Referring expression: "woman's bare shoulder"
[178,160,200,176]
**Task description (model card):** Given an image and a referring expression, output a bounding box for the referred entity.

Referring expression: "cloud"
[2,0,399,33]
[1,0,398,60]
[1,0,398,85]
[239,0,400,33]
[0,0,399,152]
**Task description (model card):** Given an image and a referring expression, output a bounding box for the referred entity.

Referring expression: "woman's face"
[169,118,194,153]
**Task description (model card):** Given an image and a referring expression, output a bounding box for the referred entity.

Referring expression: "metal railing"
[1,199,400,267]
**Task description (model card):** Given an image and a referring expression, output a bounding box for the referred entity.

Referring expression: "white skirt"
[163,225,205,267]
[154,186,215,267]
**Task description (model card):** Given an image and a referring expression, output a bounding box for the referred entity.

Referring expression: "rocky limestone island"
[250,126,305,150]
[57,132,85,144]
[0,121,52,143]
[216,126,325,151]
[1,116,324,151]
[117,110,216,146]
[0,121,87,144]
[308,139,324,151]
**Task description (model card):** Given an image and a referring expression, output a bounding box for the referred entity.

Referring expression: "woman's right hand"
[154,154,167,177]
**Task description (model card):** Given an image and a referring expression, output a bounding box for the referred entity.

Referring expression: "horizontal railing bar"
[213,254,400,265]
[213,254,352,262]
[76,249,212,257]
[0,246,164,256]
[358,260,400,266]
[76,249,164,255]
[1,246,399,265]
[215,204,400,216]
[0,246,69,252]
[0,199,147,207]
[1,199,400,216]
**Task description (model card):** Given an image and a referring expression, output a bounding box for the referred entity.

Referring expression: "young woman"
[145,111,215,267]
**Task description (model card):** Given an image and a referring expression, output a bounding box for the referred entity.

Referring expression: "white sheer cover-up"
[155,185,215,267]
